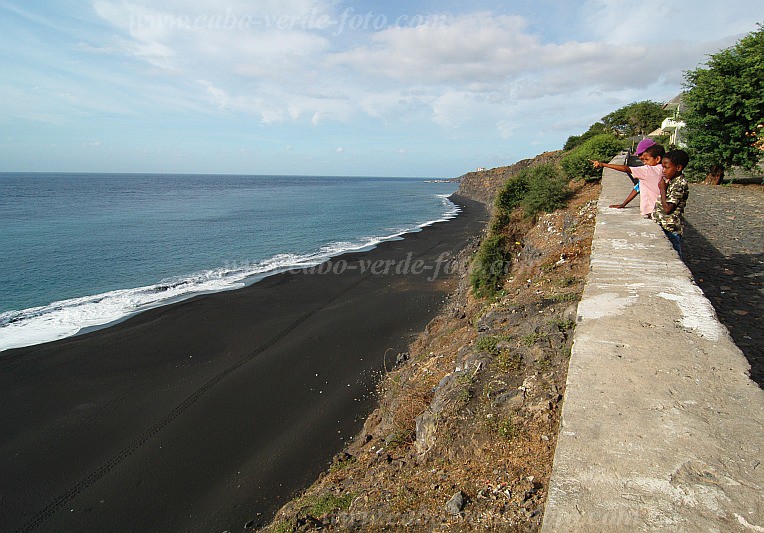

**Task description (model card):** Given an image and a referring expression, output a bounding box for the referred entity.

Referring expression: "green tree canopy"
[683,24,764,183]
[601,101,668,137]
[564,122,607,151]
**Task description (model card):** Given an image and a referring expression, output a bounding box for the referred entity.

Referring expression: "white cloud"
[92,0,336,121]
[199,80,229,109]
[93,0,332,76]
[583,0,761,45]
[87,1,761,131]
[326,13,539,84]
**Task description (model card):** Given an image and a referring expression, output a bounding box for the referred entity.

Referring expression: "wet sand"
[0,195,487,532]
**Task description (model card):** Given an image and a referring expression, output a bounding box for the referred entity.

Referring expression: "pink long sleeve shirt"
[629,164,663,216]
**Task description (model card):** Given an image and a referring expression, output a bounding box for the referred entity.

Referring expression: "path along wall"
[541,154,764,532]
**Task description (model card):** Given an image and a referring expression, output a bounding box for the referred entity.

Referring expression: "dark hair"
[643,144,665,158]
[664,149,690,168]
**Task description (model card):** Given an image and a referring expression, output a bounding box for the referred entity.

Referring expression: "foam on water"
[0,194,461,352]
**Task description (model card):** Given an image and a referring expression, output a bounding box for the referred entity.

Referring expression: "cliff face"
[457,151,563,207]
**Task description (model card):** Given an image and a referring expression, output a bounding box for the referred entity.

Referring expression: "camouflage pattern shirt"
[652,174,689,234]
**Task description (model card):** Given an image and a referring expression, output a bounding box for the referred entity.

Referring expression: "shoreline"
[0,194,488,532]
[0,193,461,353]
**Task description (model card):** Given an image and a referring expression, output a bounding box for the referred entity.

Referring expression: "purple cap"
[635,138,656,155]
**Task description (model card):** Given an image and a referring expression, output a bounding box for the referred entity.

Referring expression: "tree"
[602,101,667,138]
[683,24,764,184]
[564,122,607,151]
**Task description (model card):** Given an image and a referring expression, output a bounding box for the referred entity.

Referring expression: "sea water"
[0,173,459,352]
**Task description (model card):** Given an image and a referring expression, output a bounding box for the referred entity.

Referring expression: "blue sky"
[1,1,760,177]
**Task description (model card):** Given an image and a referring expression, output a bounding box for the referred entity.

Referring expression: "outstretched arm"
[591,160,630,173]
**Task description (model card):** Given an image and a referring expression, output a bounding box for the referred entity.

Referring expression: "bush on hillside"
[489,169,528,234]
[561,134,624,181]
[495,172,529,214]
[469,234,507,298]
[472,162,571,298]
[495,163,571,219]
[520,163,571,217]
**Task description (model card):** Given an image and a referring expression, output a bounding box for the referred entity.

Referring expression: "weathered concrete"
[542,155,764,532]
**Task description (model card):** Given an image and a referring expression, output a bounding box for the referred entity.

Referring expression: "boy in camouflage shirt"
[653,150,690,257]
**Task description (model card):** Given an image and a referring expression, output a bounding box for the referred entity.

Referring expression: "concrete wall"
[542,155,764,532]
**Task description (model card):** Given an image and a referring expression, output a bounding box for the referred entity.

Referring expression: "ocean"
[0,173,459,352]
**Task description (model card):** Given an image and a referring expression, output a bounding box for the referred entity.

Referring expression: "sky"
[0,1,760,177]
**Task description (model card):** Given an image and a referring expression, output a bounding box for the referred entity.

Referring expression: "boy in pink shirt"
[591,139,665,217]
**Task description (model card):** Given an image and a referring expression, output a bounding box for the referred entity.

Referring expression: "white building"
[661,93,686,147]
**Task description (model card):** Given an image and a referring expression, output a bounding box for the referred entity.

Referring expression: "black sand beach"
[0,195,487,532]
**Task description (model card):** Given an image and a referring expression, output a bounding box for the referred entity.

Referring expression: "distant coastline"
[424,178,460,183]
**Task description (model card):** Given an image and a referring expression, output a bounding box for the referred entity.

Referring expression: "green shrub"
[549,318,576,331]
[270,522,293,533]
[494,351,522,373]
[305,492,354,517]
[495,163,570,220]
[521,163,571,217]
[561,134,624,180]
[521,332,545,346]
[473,163,571,298]
[486,416,517,440]
[475,335,501,354]
[470,234,507,298]
[490,173,526,234]
[563,135,582,151]
[495,172,529,214]
[550,292,580,302]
